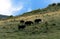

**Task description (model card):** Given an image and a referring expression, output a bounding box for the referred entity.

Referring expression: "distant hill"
[0,15,9,19]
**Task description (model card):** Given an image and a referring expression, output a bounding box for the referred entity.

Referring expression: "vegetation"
[0,3,60,39]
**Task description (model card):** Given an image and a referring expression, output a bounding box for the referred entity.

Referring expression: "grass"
[0,17,60,39]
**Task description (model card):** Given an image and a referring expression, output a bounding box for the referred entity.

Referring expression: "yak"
[25,21,33,25]
[18,24,26,30]
[20,20,24,23]
[34,19,42,24]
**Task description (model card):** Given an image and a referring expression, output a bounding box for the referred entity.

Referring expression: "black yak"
[18,25,26,30]
[25,21,33,25]
[34,19,42,24]
[20,20,24,23]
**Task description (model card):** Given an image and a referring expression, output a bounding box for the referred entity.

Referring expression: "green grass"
[0,17,60,39]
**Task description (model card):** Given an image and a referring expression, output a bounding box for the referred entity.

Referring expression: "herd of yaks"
[18,19,43,30]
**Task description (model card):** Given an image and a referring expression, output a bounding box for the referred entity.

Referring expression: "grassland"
[0,3,60,39]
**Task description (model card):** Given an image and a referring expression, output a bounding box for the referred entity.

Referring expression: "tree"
[51,3,56,6]
[57,3,60,6]
[8,15,13,18]
[9,15,13,17]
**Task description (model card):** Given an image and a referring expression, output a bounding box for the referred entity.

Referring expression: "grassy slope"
[0,4,60,39]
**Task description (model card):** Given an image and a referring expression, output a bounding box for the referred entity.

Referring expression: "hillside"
[18,3,60,16]
[0,3,60,39]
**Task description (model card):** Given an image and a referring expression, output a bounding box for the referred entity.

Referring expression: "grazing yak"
[20,20,24,23]
[18,24,26,30]
[25,21,33,25]
[34,19,42,24]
